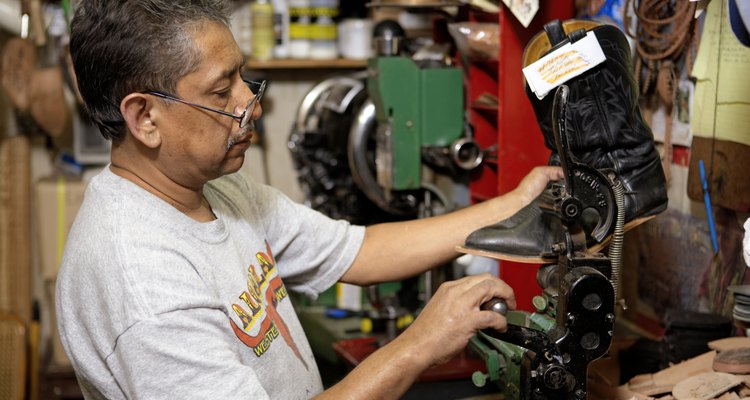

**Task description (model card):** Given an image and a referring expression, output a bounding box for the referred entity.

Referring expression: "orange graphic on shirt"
[229,241,308,370]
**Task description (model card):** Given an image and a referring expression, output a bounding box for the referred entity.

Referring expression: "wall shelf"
[245,58,368,70]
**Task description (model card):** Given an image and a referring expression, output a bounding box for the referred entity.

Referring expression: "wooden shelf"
[245,58,368,70]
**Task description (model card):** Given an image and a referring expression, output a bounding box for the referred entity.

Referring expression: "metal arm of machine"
[472,85,622,399]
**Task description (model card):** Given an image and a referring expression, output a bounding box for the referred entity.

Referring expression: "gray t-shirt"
[56,168,365,399]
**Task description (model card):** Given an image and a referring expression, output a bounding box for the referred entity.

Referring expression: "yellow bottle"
[251,0,275,61]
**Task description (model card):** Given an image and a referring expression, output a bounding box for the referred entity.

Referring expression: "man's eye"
[214,90,231,99]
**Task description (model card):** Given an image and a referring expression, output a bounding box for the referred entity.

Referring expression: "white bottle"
[288,0,311,59]
[271,0,290,58]
[309,0,339,59]
[230,1,253,56]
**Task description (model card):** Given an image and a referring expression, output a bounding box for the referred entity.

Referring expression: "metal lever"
[481,298,508,315]
[549,85,616,243]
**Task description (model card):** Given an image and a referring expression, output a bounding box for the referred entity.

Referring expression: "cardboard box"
[35,177,87,281]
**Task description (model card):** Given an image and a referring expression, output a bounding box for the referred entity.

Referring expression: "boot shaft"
[524,21,667,221]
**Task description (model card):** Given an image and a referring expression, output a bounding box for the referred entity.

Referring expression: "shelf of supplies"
[245,58,368,70]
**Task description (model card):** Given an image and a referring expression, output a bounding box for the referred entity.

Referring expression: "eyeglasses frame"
[142,79,266,129]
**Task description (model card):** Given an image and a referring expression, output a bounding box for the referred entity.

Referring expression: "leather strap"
[568,28,587,43]
[544,19,566,46]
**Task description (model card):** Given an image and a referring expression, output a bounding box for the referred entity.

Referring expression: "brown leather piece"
[29,68,69,138]
[1,38,37,113]
[714,348,750,374]
[687,136,750,212]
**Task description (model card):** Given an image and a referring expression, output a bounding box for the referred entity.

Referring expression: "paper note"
[690,0,750,146]
[523,31,606,100]
[502,0,539,28]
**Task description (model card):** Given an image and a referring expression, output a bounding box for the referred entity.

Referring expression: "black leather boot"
[462,20,668,263]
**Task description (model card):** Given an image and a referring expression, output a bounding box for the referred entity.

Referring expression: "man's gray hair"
[70,0,233,142]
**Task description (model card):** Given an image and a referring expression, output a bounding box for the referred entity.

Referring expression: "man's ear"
[120,93,161,148]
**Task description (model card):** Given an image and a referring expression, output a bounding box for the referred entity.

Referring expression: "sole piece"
[456,215,657,264]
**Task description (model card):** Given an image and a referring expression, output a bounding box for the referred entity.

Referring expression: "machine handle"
[481,298,508,316]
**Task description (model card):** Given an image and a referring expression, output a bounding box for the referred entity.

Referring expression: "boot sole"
[456,214,657,264]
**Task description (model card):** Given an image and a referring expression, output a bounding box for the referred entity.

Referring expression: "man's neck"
[110,146,216,222]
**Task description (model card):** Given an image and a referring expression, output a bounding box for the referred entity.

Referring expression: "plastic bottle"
[309,0,339,59]
[288,0,311,59]
[271,0,290,58]
[250,0,275,61]
[230,1,253,56]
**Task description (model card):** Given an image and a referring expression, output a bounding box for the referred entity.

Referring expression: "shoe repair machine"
[470,85,624,399]
[290,21,623,398]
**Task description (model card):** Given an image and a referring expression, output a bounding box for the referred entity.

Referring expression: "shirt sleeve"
[214,172,366,299]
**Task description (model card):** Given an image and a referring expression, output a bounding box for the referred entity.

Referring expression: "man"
[56,1,562,399]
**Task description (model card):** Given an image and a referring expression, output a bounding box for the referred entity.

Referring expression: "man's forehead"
[187,23,243,84]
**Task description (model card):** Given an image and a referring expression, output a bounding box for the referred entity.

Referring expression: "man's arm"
[318,166,561,399]
[340,166,563,285]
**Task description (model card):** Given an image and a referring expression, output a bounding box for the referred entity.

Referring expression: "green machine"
[367,56,465,198]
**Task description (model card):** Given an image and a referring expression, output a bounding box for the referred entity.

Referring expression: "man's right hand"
[317,273,516,400]
[396,273,516,368]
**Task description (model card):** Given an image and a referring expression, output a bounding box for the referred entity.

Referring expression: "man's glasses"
[143,79,266,130]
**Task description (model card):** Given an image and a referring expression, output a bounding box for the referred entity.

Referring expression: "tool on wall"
[470,85,622,399]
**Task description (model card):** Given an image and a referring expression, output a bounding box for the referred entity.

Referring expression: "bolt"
[471,371,488,388]
[532,296,548,313]
[605,313,615,323]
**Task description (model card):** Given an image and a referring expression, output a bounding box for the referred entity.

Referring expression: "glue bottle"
[288,0,311,58]
[250,0,275,61]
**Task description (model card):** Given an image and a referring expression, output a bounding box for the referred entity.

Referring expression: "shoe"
[460,20,667,263]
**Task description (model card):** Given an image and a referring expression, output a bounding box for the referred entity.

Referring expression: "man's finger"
[458,275,517,311]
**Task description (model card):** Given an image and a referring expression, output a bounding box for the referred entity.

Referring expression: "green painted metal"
[420,68,464,147]
[368,57,463,190]
[470,332,523,399]
[530,312,556,332]
[470,305,560,397]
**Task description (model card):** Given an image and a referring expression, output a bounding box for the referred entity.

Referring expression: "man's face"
[153,21,258,187]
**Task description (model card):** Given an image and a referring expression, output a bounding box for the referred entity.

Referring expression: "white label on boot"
[523,31,606,100]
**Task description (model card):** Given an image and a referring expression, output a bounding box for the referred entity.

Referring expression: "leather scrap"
[714,348,750,374]
[672,371,742,400]
[1,37,36,113]
[687,136,750,212]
